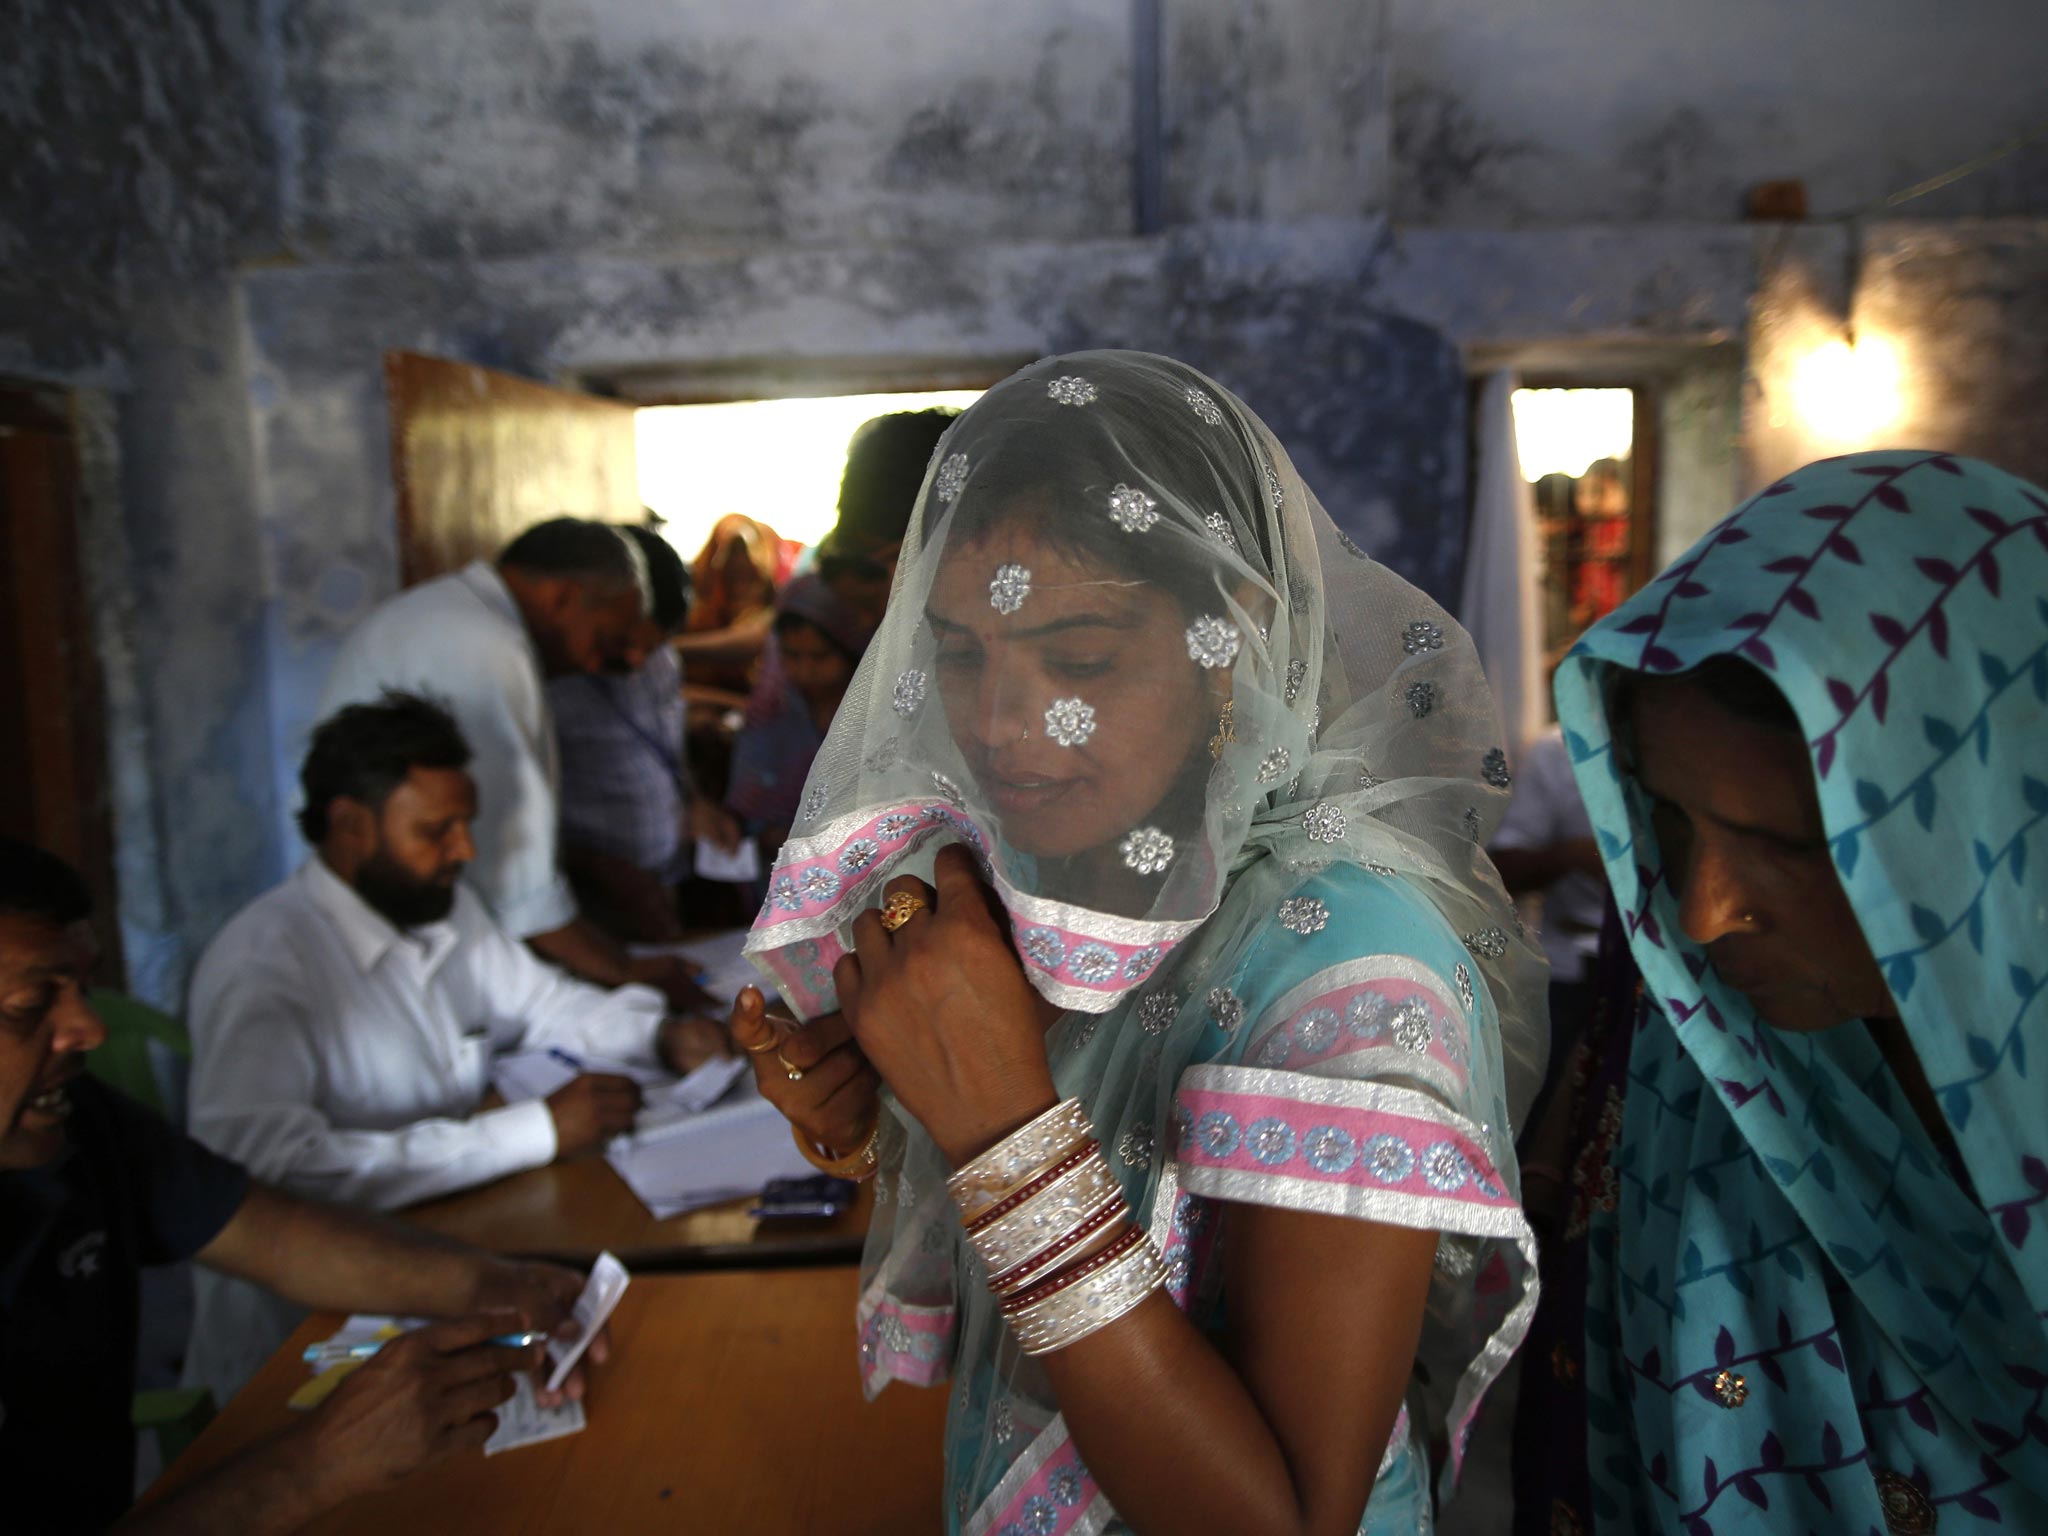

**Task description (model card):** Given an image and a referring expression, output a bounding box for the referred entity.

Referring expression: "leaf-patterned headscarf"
[1559,451,2048,1531]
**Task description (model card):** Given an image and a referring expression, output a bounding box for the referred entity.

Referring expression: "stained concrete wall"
[1390,0,2048,224]
[0,0,282,1003]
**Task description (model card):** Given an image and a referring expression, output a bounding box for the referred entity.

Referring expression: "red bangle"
[987,1197,1128,1296]
[964,1142,1099,1235]
[1000,1225,1147,1316]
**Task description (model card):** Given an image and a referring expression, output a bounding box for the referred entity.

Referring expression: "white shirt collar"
[296,856,461,977]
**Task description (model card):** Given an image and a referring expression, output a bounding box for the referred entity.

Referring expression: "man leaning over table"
[316,515,707,1012]
[184,693,727,1402]
[0,838,606,1536]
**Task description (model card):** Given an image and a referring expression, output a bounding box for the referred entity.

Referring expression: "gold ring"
[879,891,928,932]
[775,1046,805,1082]
[744,1034,781,1055]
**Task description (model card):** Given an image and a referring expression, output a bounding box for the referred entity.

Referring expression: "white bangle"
[947,1098,1092,1214]
[968,1153,1122,1274]
[1007,1236,1167,1356]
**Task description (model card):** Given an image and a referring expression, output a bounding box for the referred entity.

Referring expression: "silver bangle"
[948,1098,1092,1214]
[1009,1236,1167,1357]
[968,1151,1120,1273]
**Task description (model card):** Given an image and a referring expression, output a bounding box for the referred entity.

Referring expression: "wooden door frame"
[0,380,124,980]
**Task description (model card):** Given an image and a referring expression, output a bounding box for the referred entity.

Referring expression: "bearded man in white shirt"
[316,517,706,1010]
[183,693,727,1398]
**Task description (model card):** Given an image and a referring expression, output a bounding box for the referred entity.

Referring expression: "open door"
[383,352,642,587]
[0,383,123,977]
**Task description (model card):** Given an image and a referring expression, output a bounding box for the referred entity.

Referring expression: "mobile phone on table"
[750,1174,857,1219]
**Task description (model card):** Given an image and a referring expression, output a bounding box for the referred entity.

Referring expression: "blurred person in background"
[553,523,719,942]
[720,576,877,863]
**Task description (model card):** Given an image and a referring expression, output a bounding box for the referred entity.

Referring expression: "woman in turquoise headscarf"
[1550,451,2048,1531]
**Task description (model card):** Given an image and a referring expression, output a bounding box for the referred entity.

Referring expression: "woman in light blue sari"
[731,352,1548,1532]
[1556,452,2048,1531]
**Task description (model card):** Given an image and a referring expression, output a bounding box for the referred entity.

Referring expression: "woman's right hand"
[729,987,881,1155]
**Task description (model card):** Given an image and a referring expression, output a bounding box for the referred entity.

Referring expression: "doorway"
[0,380,123,977]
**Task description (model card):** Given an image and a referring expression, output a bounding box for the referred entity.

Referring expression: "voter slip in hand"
[294,1315,587,1455]
[546,1251,630,1393]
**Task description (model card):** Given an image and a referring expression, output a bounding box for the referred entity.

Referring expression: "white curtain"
[1458,370,1542,761]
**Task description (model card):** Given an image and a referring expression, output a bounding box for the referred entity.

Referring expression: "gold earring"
[1209,700,1237,760]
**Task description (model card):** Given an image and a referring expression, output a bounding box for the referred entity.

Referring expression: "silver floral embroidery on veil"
[1257,747,1291,784]
[1405,680,1436,718]
[1184,386,1225,426]
[892,669,928,717]
[1402,620,1445,655]
[1119,826,1175,875]
[800,783,829,822]
[1465,927,1510,959]
[1303,803,1346,843]
[1043,697,1097,747]
[1208,986,1245,1033]
[1046,376,1098,406]
[989,563,1031,615]
[934,452,969,503]
[1138,990,1178,1034]
[1184,616,1241,669]
[1284,659,1309,704]
[1482,748,1512,788]
[1107,483,1160,532]
[1278,897,1329,935]
[1203,511,1239,552]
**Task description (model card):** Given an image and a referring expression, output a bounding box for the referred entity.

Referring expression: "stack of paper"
[602,1081,815,1219]
[490,1050,747,1134]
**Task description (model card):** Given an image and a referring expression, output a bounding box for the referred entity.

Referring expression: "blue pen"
[303,1330,546,1365]
[547,1047,583,1072]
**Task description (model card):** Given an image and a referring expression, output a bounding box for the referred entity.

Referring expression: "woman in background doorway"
[679,511,784,713]
[723,575,876,863]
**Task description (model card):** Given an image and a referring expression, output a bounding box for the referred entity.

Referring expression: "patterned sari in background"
[1556,453,2048,1531]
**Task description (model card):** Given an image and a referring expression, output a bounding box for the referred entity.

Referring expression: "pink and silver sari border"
[745,798,1211,1016]
[963,1414,1113,1536]
[855,1273,956,1399]
[1173,1066,1519,1230]
[1244,955,1473,1095]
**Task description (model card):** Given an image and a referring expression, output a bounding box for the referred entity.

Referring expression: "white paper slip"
[544,1251,631,1393]
[631,1053,748,1132]
[484,1372,586,1456]
[605,1082,815,1219]
[693,835,762,884]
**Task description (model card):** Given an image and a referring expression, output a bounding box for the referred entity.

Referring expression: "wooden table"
[150,1268,950,1534]
[400,1152,874,1272]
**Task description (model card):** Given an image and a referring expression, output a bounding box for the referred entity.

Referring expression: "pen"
[302,1330,547,1364]
[547,1047,583,1071]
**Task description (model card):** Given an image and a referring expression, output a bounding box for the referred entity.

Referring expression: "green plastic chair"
[83,991,190,1111]
[84,992,217,1464]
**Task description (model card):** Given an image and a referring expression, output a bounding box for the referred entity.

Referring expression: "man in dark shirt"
[0,839,606,1534]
